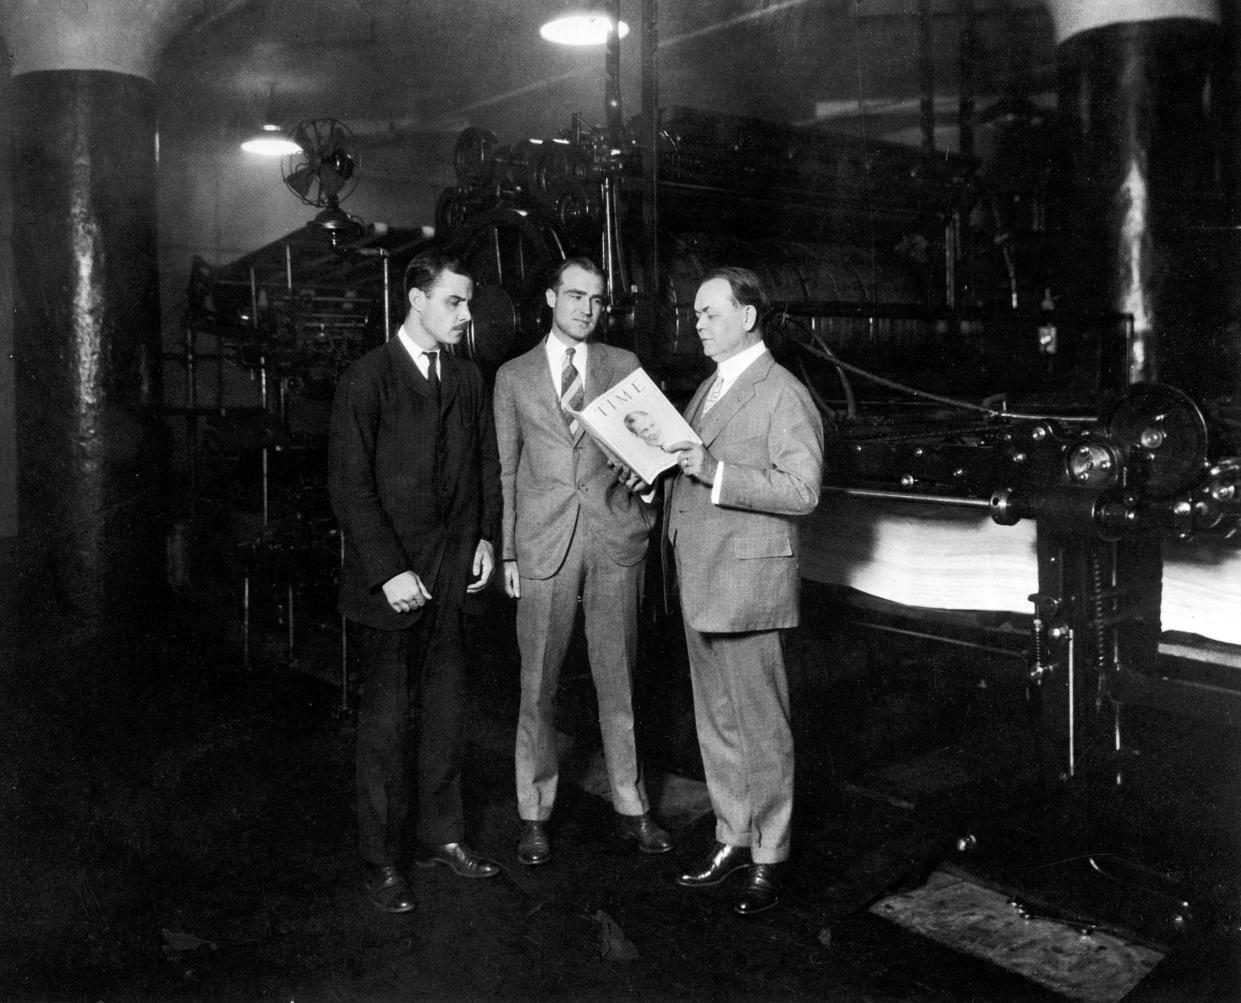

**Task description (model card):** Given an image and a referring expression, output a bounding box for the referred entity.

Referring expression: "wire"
[780,312,1089,423]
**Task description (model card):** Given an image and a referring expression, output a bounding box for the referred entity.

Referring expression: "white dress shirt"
[545,333,588,391]
[397,324,442,382]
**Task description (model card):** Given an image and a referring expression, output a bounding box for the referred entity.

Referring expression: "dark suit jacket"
[328,339,501,629]
[493,338,654,578]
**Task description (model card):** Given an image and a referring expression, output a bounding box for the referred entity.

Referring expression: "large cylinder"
[11,71,166,628]
[1049,1,1239,397]
[1,0,234,632]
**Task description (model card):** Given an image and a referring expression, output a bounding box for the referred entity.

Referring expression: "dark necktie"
[560,347,583,433]
[425,350,440,396]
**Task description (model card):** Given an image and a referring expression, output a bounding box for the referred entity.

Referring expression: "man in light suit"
[665,267,824,916]
[328,248,502,914]
[493,256,671,866]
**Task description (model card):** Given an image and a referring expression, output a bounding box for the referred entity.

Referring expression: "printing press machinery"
[185,104,1241,775]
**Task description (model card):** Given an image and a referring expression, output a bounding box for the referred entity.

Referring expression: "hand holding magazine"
[570,367,700,485]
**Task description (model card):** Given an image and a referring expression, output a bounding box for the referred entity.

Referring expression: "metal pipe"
[819,485,990,508]
[341,533,349,712]
[642,0,660,362]
[957,0,976,158]
[287,579,295,665]
[1067,628,1076,778]
[857,621,1024,659]
[250,265,269,526]
[383,253,392,343]
[185,324,197,513]
[243,573,251,670]
[918,0,934,154]
[605,0,623,147]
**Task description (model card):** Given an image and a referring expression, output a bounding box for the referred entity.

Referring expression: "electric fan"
[281,118,364,240]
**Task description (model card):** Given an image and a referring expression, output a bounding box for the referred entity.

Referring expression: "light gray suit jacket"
[666,350,824,633]
[494,338,656,579]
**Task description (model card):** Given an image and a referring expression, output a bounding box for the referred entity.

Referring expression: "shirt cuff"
[710,462,725,504]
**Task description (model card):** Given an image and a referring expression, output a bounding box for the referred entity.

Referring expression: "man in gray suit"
[664,266,824,916]
[493,257,671,866]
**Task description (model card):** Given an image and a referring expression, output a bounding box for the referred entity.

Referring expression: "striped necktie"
[702,373,724,414]
[560,347,584,433]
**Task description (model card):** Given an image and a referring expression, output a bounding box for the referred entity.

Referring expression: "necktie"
[702,373,724,415]
[425,351,440,395]
[560,347,584,433]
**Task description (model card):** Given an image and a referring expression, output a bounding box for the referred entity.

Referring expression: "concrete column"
[1046,0,1237,396]
[0,0,240,635]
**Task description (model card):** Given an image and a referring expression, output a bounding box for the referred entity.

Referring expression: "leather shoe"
[364,864,416,913]
[517,820,551,866]
[735,862,783,916]
[676,842,750,887]
[413,842,500,879]
[615,813,673,854]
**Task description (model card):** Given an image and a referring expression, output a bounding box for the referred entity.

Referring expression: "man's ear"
[545,287,557,310]
[743,305,756,332]
[409,286,424,314]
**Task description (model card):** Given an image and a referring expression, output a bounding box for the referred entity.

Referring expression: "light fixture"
[240,83,302,156]
[540,5,629,46]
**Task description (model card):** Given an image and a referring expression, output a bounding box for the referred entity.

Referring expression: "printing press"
[429,103,1241,789]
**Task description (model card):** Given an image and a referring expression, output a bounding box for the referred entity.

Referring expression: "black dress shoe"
[735,862,783,916]
[676,842,750,887]
[517,820,551,866]
[364,864,416,913]
[615,813,673,854]
[413,842,500,879]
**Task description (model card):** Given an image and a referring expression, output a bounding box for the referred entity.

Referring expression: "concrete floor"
[2,574,1239,1002]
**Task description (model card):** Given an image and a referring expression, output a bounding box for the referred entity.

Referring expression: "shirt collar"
[545,332,587,367]
[714,339,766,387]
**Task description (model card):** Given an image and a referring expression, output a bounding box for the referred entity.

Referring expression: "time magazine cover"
[571,368,701,484]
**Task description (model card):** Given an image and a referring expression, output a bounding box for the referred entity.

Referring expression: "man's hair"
[548,256,605,293]
[703,266,767,331]
[404,247,470,299]
[623,410,651,430]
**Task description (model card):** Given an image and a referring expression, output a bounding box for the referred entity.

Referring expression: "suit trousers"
[355,595,466,865]
[515,517,649,820]
[682,625,793,864]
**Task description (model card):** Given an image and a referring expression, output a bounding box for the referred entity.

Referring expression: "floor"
[2,569,1239,1003]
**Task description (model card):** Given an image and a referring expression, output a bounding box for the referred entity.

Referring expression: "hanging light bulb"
[240,83,302,156]
[540,5,629,46]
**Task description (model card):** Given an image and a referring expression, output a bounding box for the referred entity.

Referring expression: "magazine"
[571,367,701,484]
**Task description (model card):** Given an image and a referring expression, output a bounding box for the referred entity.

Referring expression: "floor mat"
[870,868,1164,1003]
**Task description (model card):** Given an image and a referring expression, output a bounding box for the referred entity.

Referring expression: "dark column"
[0,0,235,637]
[1049,2,1236,397]
[11,71,165,629]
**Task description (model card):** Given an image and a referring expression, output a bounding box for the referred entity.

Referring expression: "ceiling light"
[240,82,302,156]
[241,132,303,157]
[540,7,629,46]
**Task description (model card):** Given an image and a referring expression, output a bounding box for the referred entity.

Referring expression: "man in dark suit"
[493,257,671,866]
[328,248,502,913]
[665,267,824,916]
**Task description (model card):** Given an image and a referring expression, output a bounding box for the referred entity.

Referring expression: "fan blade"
[291,120,321,158]
[323,121,349,155]
[318,167,346,200]
[285,164,318,200]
